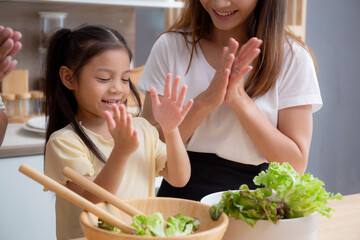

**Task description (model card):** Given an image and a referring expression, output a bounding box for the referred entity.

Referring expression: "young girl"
[137,0,322,201]
[43,24,193,240]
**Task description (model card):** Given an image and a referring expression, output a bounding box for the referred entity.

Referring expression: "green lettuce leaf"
[210,184,289,227]
[97,218,118,232]
[130,212,200,236]
[165,214,200,236]
[253,162,342,218]
[132,212,166,236]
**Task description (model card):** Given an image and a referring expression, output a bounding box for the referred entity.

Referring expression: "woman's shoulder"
[155,31,188,49]
[283,37,313,62]
[158,31,185,40]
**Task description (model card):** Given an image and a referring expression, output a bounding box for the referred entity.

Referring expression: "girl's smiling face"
[73,49,131,122]
[200,0,258,32]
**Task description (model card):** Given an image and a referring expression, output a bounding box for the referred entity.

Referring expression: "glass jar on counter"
[39,11,68,48]
[0,93,16,117]
[30,90,44,116]
[15,93,31,118]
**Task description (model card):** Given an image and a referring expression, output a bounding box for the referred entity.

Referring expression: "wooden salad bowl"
[80,197,228,240]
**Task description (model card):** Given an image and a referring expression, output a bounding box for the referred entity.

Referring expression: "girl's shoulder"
[132,117,155,130]
[48,124,78,140]
[46,124,88,150]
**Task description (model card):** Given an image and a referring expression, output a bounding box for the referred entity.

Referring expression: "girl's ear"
[59,66,76,90]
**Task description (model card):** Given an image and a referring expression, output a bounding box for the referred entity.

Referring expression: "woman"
[137,0,322,201]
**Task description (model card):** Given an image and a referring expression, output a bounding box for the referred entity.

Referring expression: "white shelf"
[4,0,184,8]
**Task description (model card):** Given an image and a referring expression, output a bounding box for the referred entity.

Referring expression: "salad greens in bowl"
[201,162,342,240]
[81,197,228,240]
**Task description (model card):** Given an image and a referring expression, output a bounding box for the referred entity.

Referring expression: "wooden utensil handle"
[62,167,144,216]
[18,164,135,234]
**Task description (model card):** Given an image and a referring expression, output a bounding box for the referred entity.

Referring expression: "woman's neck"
[199,25,249,69]
[211,24,249,47]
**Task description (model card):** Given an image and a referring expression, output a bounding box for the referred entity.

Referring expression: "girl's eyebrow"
[96,68,113,73]
[96,68,131,74]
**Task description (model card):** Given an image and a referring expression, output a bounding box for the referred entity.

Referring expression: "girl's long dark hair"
[44,24,142,163]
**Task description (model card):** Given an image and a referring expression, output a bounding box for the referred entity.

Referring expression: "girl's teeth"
[215,11,235,16]
[104,100,117,104]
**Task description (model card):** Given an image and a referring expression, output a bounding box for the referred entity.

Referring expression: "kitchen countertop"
[73,193,360,240]
[0,123,45,158]
[317,193,360,240]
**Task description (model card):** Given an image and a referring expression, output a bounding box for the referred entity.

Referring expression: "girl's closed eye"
[122,78,130,83]
[98,77,111,82]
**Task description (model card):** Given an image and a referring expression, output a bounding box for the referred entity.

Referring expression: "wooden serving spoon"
[18,163,136,234]
[62,166,144,216]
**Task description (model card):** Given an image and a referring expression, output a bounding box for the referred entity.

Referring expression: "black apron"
[157,151,269,201]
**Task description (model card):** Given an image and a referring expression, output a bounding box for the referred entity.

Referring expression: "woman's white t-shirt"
[137,32,322,166]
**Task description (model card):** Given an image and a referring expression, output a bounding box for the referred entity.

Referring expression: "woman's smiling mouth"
[213,9,238,18]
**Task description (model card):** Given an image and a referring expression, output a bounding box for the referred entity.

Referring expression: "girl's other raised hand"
[105,104,139,156]
[225,37,262,106]
[150,74,193,132]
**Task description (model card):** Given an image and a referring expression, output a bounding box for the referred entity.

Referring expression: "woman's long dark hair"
[166,0,316,98]
[44,24,142,163]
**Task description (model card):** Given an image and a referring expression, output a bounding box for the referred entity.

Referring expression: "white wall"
[305,0,360,195]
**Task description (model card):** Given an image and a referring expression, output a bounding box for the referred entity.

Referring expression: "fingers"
[0,26,22,81]
[104,110,115,130]
[0,27,22,59]
[0,38,14,61]
[221,47,236,71]
[12,31,22,42]
[0,56,16,81]
[8,41,22,58]
[229,66,253,88]
[238,37,262,58]
[111,104,135,133]
[0,27,13,46]
[118,104,127,128]
[231,38,262,78]
[181,99,193,116]
[171,75,180,101]
[150,86,160,106]
[152,74,185,104]
[163,73,172,98]
[234,47,260,74]
[125,113,133,136]
[177,84,187,108]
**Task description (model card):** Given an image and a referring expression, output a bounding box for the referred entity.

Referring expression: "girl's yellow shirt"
[45,117,167,240]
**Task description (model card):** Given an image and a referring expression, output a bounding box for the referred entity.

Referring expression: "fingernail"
[5,56,12,63]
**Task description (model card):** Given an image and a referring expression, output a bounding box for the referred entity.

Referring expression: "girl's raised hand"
[105,104,139,156]
[150,74,193,132]
[225,37,262,106]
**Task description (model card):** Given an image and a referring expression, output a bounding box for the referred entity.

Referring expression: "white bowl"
[201,191,319,240]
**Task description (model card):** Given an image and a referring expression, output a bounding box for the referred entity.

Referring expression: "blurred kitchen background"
[0,0,359,239]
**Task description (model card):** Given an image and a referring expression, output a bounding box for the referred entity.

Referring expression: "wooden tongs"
[19,164,144,234]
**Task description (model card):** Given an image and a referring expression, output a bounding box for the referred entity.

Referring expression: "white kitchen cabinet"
[0,155,56,240]
[2,0,184,8]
